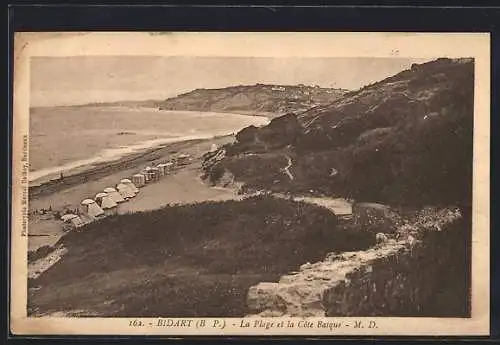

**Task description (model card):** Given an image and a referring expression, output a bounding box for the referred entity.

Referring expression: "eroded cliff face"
[247,207,469,317]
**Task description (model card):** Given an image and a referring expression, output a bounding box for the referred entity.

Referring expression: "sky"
[30,56,431,107]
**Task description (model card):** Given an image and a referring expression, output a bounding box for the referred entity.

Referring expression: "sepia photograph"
[10,32,490,336]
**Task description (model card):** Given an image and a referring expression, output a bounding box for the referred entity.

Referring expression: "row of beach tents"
[60,154,193,230]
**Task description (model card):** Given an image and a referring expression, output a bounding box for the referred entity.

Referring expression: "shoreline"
[28,134,214,185]
[31,104,276,117]
[29,135,233,200]
[29,107,271,187]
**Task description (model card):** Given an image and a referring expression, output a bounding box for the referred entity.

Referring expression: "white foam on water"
[28,110,270,185]
[29,132,224,184]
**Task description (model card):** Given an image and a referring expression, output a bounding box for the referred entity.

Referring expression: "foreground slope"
[204,58,474,207]
[29,196,374,317]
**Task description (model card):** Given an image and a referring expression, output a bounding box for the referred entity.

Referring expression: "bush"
[28,245,54,263]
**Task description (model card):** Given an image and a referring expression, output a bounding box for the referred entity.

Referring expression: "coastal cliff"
[159,84,348,117]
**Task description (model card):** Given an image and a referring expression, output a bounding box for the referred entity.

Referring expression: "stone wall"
[246,207,470,317]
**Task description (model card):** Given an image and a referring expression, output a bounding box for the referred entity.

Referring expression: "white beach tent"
[95,192,118,217]
[117,183,135,199]
[60,214,84,228]
[95,192,118,209]
[104,187,126,203]
[80,199,105,220]
[71,216,85,228]
[156,164,166,176]
[120,178,139,194]
[132,173,146,187]
[143,166,158,183]
[150,167,160,182]
[142,166,152,182]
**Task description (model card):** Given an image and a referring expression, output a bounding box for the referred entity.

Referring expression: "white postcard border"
[11,32,491,336]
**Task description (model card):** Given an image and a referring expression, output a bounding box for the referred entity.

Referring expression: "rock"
[219,171,236,187]
[375,232,389,244]
[236,125,259,143]
[245,207,465,318]
[247,282,283,313]
[258,113,303,148]
[202,148,226,170]
[258,310,285,317]
[300,262,312,270]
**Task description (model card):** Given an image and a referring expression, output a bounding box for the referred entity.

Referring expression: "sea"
[29,106,269,185]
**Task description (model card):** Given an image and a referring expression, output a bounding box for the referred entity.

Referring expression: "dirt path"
[117,168,240,215]
[273,193,352,216]
[281,154,294,181]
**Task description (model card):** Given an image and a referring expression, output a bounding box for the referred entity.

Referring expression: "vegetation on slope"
[29,195,374,317]
[204,58,474,208]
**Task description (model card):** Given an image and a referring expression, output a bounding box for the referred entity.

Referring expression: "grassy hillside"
[204,58,474,208]
[158,84,348,117]
[29,196,374,317]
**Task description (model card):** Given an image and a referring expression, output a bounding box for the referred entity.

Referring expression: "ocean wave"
[28,132,232,184]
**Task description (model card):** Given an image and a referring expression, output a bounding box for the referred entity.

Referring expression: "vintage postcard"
[11,32,490,336]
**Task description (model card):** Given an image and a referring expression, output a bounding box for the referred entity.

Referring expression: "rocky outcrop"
[247,241,410,317]
[202,148,227,170]
[236,125,259,144]
[227,113,303,156]
[246,207,467,317]
[233,113,302,150]
[258,113,302,149]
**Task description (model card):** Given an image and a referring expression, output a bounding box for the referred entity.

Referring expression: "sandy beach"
[28,135,239,252]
